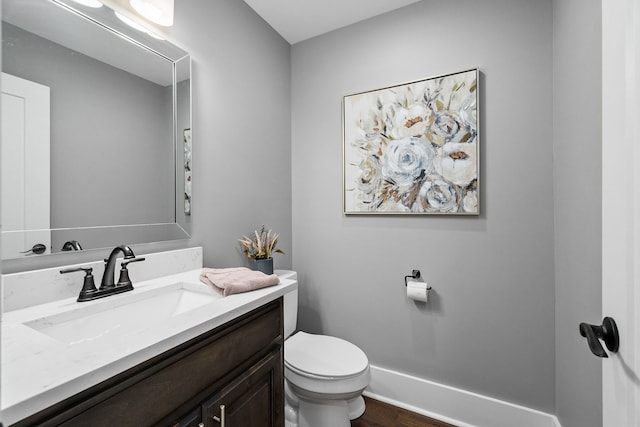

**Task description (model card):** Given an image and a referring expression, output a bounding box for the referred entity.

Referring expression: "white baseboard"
[365,365,561,427]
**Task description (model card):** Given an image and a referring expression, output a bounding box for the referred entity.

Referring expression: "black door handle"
[579,317,619,358]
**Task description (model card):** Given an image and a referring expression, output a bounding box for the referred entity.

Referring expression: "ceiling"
[242,0,422,44]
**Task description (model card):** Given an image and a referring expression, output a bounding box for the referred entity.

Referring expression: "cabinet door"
[203,349,283,427]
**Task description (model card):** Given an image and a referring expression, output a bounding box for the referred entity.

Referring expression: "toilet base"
[298,398,350,427]
[348,395,366,419]
[285,384,366,427]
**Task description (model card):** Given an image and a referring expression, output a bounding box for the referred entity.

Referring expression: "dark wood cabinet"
[202,348,283,427]
[13,299,284,427]
[173,409,202,427]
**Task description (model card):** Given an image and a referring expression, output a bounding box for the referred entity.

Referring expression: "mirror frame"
[1,0,192,261]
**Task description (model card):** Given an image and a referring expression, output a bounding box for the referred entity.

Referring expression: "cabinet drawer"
[16,299,283,427]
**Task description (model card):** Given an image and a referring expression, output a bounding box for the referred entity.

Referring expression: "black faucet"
[61,240,83,251]
[101,245,144,289]
[61,245,145,302]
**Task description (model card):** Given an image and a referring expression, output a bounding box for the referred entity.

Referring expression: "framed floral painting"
[343,68,479,215]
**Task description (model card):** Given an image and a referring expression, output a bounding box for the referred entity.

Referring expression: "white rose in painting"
[426,111,474,146]
[382,137,435,187]
[360,108,385,140]
[462,189,478,213]
[415,175,459,213]
[357,155,382,193]
[439,142,477,187]
[389,103,434,139]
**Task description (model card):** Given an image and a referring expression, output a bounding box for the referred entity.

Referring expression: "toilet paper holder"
[404,269,432,289]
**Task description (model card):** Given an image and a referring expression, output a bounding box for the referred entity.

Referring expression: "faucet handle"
[122,257,146,267]
[61,267,98,301]
[117,257,146,287]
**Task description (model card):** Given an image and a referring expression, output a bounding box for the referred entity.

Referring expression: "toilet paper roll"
[407,281,429,302]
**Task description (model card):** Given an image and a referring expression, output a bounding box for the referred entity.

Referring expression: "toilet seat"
[285,332,371,399]
[285,332,369,379]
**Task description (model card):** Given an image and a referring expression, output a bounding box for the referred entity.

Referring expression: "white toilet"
[281,271,371,427]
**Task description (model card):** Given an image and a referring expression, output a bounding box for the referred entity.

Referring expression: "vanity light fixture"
[129,0,173,26]
[145,31,165,40]
[71,0,103,7]
[115,10,149,32]
[114,10,165,39]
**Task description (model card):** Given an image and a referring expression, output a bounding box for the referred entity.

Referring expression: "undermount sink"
[23,282,220,346]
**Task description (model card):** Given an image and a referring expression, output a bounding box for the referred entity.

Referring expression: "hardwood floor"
[351,396,456,427]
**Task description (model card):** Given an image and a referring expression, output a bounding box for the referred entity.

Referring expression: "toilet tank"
[277,270,298,338]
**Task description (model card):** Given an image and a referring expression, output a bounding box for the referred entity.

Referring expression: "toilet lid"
[285,332,369,378]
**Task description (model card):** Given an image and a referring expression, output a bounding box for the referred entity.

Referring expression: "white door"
[1,73,51,258]
[602,0,640,425]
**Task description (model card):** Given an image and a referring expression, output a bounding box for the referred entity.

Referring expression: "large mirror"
[1,0,191,260]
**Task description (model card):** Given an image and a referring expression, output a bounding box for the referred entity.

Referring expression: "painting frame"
[342,68,480,215]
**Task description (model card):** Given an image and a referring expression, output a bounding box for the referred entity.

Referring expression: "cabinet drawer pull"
[212,404,225,426]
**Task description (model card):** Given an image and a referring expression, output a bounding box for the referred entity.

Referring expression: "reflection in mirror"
[1,0,191,261]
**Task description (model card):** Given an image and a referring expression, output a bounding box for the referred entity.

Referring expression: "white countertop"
[1,269,297,425]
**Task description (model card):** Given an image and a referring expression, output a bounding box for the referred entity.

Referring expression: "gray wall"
[2,23,174,230]
[553,0,602,425]
[291,0,556,412]
[168,0,292,270]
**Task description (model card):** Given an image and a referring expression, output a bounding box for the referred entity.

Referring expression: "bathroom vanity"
[18,299,283,427]
[13,300,283,427]
[1,251,296,426]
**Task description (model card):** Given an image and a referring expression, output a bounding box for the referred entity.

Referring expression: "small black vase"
[253,257,274,275]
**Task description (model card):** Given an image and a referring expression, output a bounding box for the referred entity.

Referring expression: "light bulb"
[115,11,166,40]
[130,0,173,27]
[115,11,149,33]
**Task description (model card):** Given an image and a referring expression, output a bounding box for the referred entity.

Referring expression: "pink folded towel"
[199,267,280,296]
